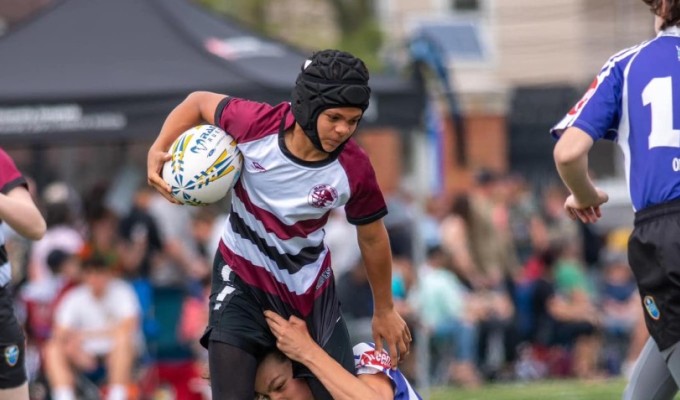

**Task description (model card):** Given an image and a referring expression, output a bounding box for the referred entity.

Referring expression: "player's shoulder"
[0,148,16,168]
[340,139,369,159]
[353,342,392,371]
[218,97,292,143]
[337,140,373,174]
[602,39,654,70]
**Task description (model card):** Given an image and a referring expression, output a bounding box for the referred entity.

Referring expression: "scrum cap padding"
[292,50,371,152]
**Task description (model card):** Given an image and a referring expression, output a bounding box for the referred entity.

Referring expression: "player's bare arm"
[147,91,226,203]
[356,219,411,368]
[0,186,45,240]
[553,126,608,223]
[264,311,393,400]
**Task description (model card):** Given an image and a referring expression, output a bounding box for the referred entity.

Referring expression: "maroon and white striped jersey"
[0,148,28,287]
[214,97,387,344]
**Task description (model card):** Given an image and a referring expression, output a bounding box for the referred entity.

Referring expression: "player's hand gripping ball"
[162,125,243,205]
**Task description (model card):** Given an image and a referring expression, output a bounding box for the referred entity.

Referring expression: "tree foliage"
[196,0,383,69]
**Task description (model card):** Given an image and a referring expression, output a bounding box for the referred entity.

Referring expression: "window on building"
[415,20,486,62]
[451,0,480,12]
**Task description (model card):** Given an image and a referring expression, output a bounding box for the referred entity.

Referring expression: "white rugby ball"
[162,125,243,205]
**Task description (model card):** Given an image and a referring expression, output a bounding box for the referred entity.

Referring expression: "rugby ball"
[162,125,243,205]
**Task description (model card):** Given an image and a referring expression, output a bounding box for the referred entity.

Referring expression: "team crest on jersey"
[676,46,680,61]
[4,345,18,367]
[359,350,392,371]
[308,184,338,208]
[644,295,661,320]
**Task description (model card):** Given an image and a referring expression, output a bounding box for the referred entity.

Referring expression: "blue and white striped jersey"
[552,27,680,212]
[353,342,422,400]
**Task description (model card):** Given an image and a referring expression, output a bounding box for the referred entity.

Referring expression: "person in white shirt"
[43,252,140,400]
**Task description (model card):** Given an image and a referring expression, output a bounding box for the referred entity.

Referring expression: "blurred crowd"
[332,169,645,389]
[3,169,645,399]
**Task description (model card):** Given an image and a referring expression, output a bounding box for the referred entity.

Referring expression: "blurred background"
[0,0,658,399]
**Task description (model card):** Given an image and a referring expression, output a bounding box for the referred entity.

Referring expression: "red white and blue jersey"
[552,27,680,212]
[353,342,422,400]
[214,98,387,344]
[0,148,28,287]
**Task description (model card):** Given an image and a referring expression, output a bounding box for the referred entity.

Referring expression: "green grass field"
[423,378,676,400]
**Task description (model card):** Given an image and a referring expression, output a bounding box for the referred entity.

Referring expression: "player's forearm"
[554,127,598,201]
[555,154,598,201]
[359,235,394,312]
[151,94,206,152]
[301,346,385,400]
[0,190,45,240]
[356,220,394,311]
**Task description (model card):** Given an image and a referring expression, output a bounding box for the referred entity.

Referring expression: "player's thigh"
[208,341,258,400]
[0,382,28,400]
[319,316,354,372]
[628,213,680,350]
[201,251,275,357]
[623,337,677,400]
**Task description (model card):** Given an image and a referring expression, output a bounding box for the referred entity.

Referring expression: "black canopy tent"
[0,0,424,147]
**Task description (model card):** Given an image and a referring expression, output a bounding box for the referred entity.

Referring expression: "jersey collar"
[659,26,680,37]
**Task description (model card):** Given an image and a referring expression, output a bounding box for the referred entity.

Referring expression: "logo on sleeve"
[568,77,598,116]
[4,345,19,367]
[644,295,661,320]
[359,350,392,371]
[250,161,267,173]
[308,184,338,208]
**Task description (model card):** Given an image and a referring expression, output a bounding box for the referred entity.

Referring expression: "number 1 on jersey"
[643,76,680,149]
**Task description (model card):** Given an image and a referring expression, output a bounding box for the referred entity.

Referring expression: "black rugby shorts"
[0,286,26,389]
[629,198,680,351]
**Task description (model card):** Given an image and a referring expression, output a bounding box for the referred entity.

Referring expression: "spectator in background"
[43,252,140,400]
[187,206,218,289]
[391,256,419,380]
[324,209,361,279]
[532,244,600,379]
[148,191,201,286]
[418,194,447,250]
[409,246,480,387]
[439,193,485,289]
[0,148,46,400]
[440,190,517,378]
[600,252,639,337]
[391,256,417,326]
[504,173,547,266]
[599,251,640,375]
[336,259,373,345]
[20,249,80,347]
[383,187,417,260]
[540,185,581,258]
[118,186,163,280]
[28,181,84,283]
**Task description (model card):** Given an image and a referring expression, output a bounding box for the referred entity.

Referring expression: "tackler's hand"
[264,310,314,363]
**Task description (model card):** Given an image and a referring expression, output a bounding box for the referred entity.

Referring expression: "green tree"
[197,0,383,69]
[326,0,382,69]
[197,0,269,35]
